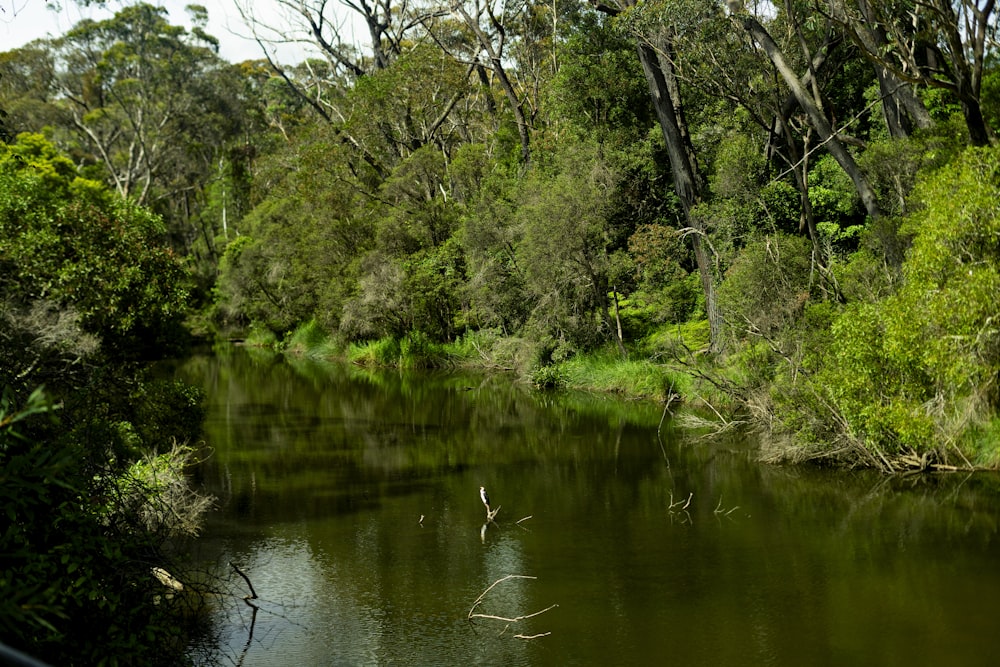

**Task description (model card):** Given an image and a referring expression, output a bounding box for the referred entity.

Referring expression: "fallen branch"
[714,496,739,517]
[669,492,693,510]
[468,574,534,619]
[230,562,259,608]
[515,515,532,525]
[668,491,693,524]
[467,574,557,639]
[470,603,558,624]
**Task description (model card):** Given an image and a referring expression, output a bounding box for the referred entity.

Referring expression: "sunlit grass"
[556,350,683,400]
[272,319,722,403]
[244,325,279,349]
[284,319,342,359]
[348,333,450,369]
[642,319,711,357]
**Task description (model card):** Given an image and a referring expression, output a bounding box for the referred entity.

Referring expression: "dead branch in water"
[714,496,739,517]
[229,562,259,608]
[470,604,559,624]
[668,491,693,524]
[468,574,557,638]
[468,574,533,619]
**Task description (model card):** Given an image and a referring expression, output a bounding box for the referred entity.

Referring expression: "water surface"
[171,347,1000,666]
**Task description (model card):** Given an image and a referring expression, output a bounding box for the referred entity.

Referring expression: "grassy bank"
[263,319,720,406]
[258,316,1000,473]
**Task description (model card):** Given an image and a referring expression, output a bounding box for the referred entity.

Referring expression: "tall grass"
[441,329,538,376]
[244,325,279,349]
[284,319,342,359]
[557,349,685,400]
[348,332,449,369]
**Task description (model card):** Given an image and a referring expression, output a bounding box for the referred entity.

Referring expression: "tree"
[52,5,224,203]
[824,0,995,146]
[784,145,1000,466]
[591,0,724,351]
[447,0,539,165]
[0,133,206,665]
[0,44,62,138]
[0,133,190,356]
[725,0,883,220]
[514,139,626,352]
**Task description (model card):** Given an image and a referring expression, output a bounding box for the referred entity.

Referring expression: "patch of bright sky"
[0,0,336,64]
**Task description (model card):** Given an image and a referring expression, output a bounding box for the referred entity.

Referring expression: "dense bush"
[787,146,1000,465]
[0,134,207,664]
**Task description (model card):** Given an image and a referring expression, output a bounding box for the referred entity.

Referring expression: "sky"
[0,0,342,63]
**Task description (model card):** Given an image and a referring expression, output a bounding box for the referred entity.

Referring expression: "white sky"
[0,0,332,63]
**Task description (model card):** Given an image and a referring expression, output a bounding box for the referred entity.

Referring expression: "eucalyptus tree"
[40,4,266,284]
[513,139,629,353]
[589,0,723,351]
[724,0,883,220]
[447,0,536,164]
[634,1,871,273]
[234,0,443,75]
[0,44,62,138]
[233,0,451,127]
[53,4,223,204]
[813,0,933,138]
[821,0,994,146]
[217,44,477,339]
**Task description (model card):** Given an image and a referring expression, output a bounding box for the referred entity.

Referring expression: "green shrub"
[399,331,449,369]
[244,324,279,349]
[529,364,566,389]
[793,146,1000,462]
[284,318,341,358]
[717,233,814,339]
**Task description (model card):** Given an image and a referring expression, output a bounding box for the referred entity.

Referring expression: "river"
[168,345,1000,666]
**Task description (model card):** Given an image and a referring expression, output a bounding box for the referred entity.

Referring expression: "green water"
[171,346,1000,666]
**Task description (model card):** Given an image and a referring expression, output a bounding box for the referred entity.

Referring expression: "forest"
[3,0,1000,468]
[2,0,999,662]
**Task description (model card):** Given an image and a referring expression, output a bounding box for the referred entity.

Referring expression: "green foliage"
[807,154,862,226]
[348,337,402,367]
[982,60,1000,135]
[349,333,449,369]
[284,318,342,358]
[628,223,687,288]
[512,139,623,349]
[546,13,652,142]
[0,131,207,662]
[718,233,814,338]
[558,349,680,400]
[0,379,207,666]
[644,319,712,356]
[796,146,1000,462]
[398,331,450,369]
[858,122,966,219]
[529,363,567,390]
[0,134,191,357]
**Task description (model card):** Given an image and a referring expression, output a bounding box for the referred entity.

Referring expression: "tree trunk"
[728,6,882,219]
[635,42,723,352]
[850,0,933,137]
[452,3,532,166]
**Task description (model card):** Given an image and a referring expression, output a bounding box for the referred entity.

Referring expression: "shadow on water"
[168,346,1000,667]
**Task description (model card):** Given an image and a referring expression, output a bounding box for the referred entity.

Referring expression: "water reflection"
[170,346,1000,667]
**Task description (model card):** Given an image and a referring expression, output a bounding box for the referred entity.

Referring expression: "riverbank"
[240,317,999,475]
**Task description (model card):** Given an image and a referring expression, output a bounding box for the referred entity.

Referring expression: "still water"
[170,346,1000,666]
